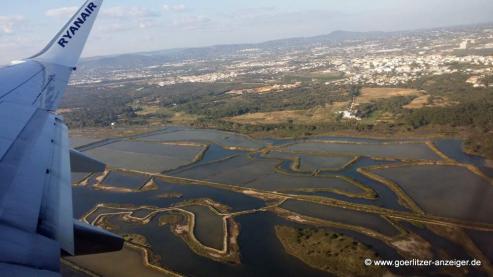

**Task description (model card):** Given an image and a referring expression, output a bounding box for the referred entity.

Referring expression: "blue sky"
[0,0,492,64]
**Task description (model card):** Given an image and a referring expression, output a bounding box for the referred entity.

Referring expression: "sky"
[0,0,492,64]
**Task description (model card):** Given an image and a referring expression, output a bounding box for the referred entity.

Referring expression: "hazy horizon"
[79,21,493,59]
[1,0,493,64]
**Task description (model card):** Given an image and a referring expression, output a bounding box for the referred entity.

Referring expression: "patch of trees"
[357,96,414,118]
[406,101,493,129]
[177,84,348,119]
[61,85,140,128]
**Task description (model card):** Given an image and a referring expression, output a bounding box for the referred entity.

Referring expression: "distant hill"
[257,30,388,48]
[78,30,390,70]
[78,21,493,71]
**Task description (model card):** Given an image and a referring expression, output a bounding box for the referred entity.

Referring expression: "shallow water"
[131,208,155,219]
[101,211,409,277]
[299,154,355,171]
[84,206,126,223]
[70,127,493,275]
[281,199,401,237]
[139,127,266,150]
[373,165,493,224]
[434,139,493,178]
[85,140,204,172]
[262,151,355,171]
[183,205,225,250]
[73,178,265,218]
[466,229,493,264]
[173,154,368,196]
[285,141,441,160]
[167,144,244,174]
[276,157,406,211]
[71,172,91,184]
[401,222,488,277]
[102,170,149,190]
[70,136,100,148]
[235,212,409,276]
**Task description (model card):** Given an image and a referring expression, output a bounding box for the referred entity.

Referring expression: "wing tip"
[29,0,103,67]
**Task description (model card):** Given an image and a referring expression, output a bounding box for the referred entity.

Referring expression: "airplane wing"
[0,1,123,276]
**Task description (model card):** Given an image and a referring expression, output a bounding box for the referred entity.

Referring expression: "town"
[71,24,493,89]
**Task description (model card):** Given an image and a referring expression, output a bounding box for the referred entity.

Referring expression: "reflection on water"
[401,222,489,277]
[73,178,265,218]
[281,199,401,237]
[182,205,224,250]
[101,211,410,277]
[435,139,493,178]
[139,127,266,150]
[278,157,405,210]
[71,127,493,276]
[285,141,442,160]
[374,165,493,223]
[102,171,149,190]
[467,230,493,264]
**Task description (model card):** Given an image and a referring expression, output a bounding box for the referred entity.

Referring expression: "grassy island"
[275,225,387,276]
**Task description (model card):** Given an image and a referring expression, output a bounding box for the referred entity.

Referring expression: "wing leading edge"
[0,1,123,276]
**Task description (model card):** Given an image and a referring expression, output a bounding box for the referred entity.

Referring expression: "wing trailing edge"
[70,149,106,173]
[71,220,124,256]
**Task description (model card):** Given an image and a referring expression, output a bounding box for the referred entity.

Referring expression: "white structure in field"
[337,110,361,120]
[336,96,361,120]
[466,75,486,88]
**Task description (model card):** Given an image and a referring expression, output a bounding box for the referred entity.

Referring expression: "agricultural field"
[355,87,422,104]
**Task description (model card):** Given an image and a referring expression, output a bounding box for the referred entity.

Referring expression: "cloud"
[229,6,278,19]
[95,23,132,33]
[102,6,160,18]
[163,4,186,12]
[45,6,78,18]
[138,19,159,29]
[172,15,211,30]
[0,15,24,34]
